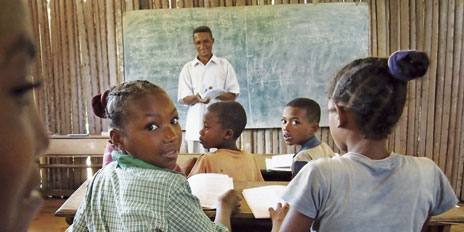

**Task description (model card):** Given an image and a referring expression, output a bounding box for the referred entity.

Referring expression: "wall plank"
[28,0,464,201]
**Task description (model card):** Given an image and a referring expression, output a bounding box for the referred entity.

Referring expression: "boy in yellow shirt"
[188,101,264,181]
[281,98,335,177]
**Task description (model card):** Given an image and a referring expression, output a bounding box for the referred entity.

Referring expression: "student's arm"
[279,208,314,232]
[214,190,241,230]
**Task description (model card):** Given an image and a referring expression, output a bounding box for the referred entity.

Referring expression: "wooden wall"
[28,0,464,201]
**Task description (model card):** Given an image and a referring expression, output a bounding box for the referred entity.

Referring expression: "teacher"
[178,26,240,153]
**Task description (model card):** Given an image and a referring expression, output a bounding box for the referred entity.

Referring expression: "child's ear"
[224,128,234,140]
[311,123,320,133]
[110,129,126,151]
[335,104,348,128]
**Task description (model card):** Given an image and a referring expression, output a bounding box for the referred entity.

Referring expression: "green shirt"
[67,151,228,232]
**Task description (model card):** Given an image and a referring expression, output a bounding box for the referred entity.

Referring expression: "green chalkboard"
[123,3,369,128]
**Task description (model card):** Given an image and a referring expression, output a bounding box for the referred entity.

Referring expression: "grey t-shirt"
[282,152,458,232]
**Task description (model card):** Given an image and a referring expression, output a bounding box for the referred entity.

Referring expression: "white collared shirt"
[178,55,240,141]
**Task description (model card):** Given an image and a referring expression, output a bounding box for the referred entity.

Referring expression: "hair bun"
[388,50,430,81]
[91,90,110,118]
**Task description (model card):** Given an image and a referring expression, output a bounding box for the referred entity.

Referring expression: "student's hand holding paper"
[218,189,242,212]
[270,203,290,232]
[215,189,242,231]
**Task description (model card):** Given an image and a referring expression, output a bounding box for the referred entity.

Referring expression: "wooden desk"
[55,179,89,225]
[56,180,464,232]
[55,180,288,224]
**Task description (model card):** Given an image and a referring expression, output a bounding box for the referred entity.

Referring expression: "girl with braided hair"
[91,90,183,172]
[278,51,457,232]
[68,80,240,231]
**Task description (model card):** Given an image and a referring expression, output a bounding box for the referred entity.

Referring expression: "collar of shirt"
[299,135,321,153]
[111,150,183,175]
[193,54,218,66]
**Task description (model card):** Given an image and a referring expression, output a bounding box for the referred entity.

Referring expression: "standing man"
[178,26,240,153]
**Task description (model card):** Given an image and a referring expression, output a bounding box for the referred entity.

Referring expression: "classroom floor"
[29,198,69,232]
[29,199,464,232]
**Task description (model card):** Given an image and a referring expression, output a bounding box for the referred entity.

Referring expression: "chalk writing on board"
[123,3,369,128]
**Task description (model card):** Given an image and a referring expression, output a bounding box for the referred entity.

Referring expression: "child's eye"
[146,124,158,131]
[171,117,179,125]
[11,81,42,107]
[281,119,287,124]
[291,120,299,125]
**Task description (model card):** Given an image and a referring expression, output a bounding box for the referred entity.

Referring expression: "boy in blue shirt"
[281,98,335,177]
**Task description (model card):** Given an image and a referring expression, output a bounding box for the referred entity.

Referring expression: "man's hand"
[182,93,210,105]
[195,93,210,104]
[216,92,237,101]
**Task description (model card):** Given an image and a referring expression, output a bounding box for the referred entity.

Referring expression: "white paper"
[187,173,234,209]
[271,154,293,168]
[242,185,287,218]
[264,154,293,172]
[265,158,291,172]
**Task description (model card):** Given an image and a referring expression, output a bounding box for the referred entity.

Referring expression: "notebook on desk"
[188,173,233,209]
[265,154,293,172]
[242,185,287,219]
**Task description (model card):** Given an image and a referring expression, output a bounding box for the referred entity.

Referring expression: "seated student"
[279,51,458,232]
[67,80,241,231]
[0,1,50,231]
[281,98,335,177]
[188,101,264,182]
[90,90,187,173]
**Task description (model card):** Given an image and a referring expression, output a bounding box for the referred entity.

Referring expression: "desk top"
[55,180,289,219]
[55,180,464,224]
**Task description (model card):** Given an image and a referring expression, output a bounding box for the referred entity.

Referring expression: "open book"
[188,173,233,209]
[242,185,287,218]
[265,154,293,172]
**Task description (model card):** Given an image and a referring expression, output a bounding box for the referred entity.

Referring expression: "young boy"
[188,101,264,181]
[281,98,335,177]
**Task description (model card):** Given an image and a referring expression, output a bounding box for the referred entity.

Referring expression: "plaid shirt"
[67,151,228,232]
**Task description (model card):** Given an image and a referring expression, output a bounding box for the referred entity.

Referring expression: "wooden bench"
[40,136,290,196]
[39,136,109,196]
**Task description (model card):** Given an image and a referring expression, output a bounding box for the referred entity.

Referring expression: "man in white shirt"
[178,26,240,153]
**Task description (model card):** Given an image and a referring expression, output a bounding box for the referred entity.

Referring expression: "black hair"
[207,101,246,140]
[286,98,321,123]
[92,80,165,132]
[326,51,429,140]
[193,26,213,40]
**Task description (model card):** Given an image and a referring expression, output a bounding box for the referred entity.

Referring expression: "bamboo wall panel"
[29,0,464,201]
